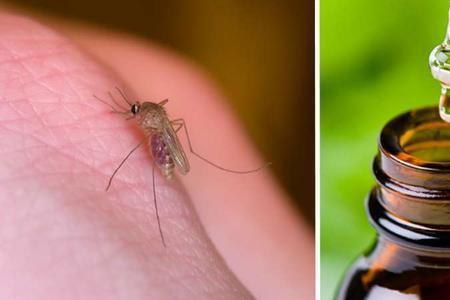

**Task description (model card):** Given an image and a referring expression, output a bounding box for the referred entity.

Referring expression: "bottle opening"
[380,106,450,170]
[401,120,450,162]
[374,106,450,232]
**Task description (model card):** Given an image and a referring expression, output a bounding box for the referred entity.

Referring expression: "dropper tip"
[446,7,450,43]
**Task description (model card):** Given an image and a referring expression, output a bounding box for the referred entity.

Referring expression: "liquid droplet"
[430,8,450,122]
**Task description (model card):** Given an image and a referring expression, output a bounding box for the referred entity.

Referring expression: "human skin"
[0,11,314,300]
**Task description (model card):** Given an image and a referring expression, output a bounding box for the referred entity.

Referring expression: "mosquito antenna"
[152,165,166,247]
[172,118,271,174]
[94,94,123,113]
[106,139,146,191]
[108,91,129,111]
[116,86,133,106]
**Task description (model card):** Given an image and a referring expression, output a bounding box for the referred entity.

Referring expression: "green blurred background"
[321,1,450,299]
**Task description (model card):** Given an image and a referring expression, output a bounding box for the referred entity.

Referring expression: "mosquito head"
[130,102,141,115]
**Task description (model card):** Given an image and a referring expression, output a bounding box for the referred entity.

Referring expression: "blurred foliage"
[321,1,450,299]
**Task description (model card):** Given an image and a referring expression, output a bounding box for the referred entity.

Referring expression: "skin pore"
[0,9,314,300]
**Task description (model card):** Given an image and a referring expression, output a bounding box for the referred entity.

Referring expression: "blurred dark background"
[7,0,314,223]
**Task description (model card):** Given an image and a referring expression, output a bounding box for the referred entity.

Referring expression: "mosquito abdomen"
[151,133,174,179]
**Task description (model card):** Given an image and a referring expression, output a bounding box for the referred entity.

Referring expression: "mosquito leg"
[172,122,183,133]
[152,165,166,247]
[115,86,133,106]
[170,118,270,174]
[106,139,146,191]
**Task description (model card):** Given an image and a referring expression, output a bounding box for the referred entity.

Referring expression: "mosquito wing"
[161,117,190,175]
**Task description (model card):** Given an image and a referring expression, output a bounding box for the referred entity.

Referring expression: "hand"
[0,11,314,300]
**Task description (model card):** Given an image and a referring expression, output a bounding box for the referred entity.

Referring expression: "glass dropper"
[430,9,450,122]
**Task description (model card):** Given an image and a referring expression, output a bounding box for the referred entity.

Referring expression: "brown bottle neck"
[369,236,450,269]
[371,107,450,249]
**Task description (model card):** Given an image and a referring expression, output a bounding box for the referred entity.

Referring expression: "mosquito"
[94,87,269,247]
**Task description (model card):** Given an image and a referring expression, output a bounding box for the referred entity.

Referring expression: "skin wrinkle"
[0,101,145,189]
[0,138,94,182]
[5,176,196,298]
[0,13,253,300]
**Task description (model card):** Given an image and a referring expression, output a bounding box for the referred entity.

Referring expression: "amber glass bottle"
[338,107,450,299]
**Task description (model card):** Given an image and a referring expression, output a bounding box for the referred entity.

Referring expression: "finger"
[56,19,315,299]
[0,12,253,300]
